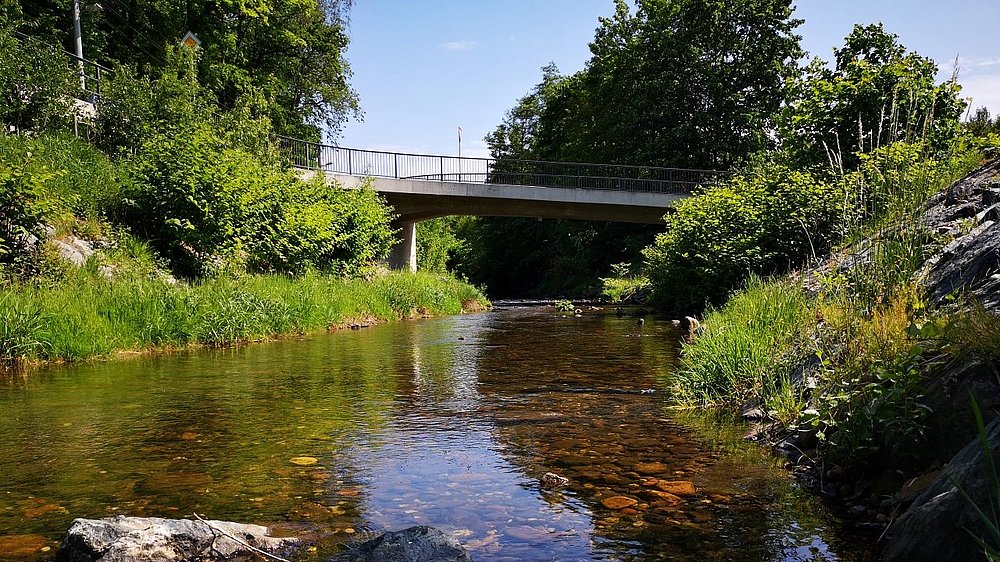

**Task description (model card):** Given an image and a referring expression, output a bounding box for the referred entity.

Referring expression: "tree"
[468,0,805,296]
[10,0,358,140]
[0,23,75,132]
[577,0,803,169]
[779,23,965,171]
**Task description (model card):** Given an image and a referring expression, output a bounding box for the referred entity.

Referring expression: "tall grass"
[0,269,487,362]
[673,276,812,407]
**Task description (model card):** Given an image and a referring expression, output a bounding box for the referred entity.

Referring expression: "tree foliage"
[490,0,803,169]
[124,123,394,277]
[11,0,357,139]
[780,23,965,171]
[0,25,75,132]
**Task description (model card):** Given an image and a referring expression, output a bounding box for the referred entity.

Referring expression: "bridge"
[278,137,725,271]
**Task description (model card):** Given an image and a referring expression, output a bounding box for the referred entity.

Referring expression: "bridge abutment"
[388,220,417,272]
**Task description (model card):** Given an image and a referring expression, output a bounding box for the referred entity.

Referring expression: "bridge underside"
[381,192,673,224]
[326,173,684,271]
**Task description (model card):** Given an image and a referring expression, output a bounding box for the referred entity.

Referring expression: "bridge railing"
[278,136,726,195]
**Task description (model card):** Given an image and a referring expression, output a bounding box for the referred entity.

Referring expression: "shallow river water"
[0,306,875,561]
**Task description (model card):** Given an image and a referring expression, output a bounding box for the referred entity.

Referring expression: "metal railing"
[65,51,113,101]
[278,136,726,195]
[13,31,113,102]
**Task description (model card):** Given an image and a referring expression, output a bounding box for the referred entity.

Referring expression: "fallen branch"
[192,512,291,562]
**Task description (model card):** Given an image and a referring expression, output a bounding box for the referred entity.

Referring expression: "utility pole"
[73,0,86,91]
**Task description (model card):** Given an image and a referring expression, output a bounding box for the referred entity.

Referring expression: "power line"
[100,0,176,48]
[93,1,170,66]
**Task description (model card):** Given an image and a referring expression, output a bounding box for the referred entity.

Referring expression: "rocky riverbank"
[764,159,1000,560]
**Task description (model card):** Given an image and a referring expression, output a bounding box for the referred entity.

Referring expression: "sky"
[338,0,1000,158]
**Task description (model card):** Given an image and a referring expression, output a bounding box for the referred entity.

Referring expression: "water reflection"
[0,308,872,561]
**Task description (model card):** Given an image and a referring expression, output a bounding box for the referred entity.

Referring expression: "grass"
[0,268,488,363]
[671,276,813,408]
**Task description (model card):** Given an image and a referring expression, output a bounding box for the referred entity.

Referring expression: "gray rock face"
[345,526,471,562]
[881,418,1000,562]
[921,161,1000,312]
[57,515,299,562]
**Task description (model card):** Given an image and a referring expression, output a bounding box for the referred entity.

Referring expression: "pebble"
[601,496,639,510]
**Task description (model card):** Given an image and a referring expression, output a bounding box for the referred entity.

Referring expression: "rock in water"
[57,515,299,562]
[540,472,569,489]
[346,526,471,562]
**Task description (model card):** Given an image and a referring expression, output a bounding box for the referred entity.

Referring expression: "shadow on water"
[0,307,874,561]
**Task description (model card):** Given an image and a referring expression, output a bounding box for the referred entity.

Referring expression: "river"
[0,305,875,560]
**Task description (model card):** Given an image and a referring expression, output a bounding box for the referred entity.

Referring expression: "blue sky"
[339,1,1000,157]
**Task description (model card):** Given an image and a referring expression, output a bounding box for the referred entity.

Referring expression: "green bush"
[124,124,394,276]
[0,133,122,221]
[643,159,842,311]
[0,27,75,132]
[417,217,465,273]
[0,141,63,271]
[247,176,395,276]
[94,46,219,155]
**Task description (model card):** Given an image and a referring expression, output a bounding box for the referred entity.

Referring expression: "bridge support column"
[388,220,417,272]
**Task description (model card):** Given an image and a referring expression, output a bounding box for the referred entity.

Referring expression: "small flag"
[458,126,462,143]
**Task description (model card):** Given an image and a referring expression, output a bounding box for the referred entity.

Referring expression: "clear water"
[0,306,874,561]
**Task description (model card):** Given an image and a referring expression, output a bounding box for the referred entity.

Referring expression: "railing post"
[576,164,582,188]
[440,156,444,181]
[394,153,399,178]
[348,149,353,175]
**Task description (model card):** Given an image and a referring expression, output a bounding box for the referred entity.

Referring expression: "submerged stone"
[344,526,471,562]
[601,496,639,510]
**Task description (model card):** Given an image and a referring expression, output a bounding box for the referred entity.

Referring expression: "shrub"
[417,217,465,273]
[0,141,63,271]
[124,124,394,276]
[644,158,842,311]
[0,133,122,220]
[0,27,75,132]
[600,262,650,303]
[247,176,395,276]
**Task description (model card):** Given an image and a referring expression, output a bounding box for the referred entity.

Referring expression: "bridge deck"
[279,136,725,196]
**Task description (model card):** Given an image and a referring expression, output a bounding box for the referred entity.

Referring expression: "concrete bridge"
[279,137,725,270]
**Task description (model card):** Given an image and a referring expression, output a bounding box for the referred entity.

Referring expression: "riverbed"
[0,306,874,560]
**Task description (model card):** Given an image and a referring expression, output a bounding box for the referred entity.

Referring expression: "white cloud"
[961,57,1000,70]
[957,73,1000,116]
[440,40,477,52]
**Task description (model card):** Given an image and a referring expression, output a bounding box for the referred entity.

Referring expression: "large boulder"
[344,526,471,562]
[881,418,1000,562]
[57,515,299,562]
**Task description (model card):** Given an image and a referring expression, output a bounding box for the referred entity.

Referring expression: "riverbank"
[671,156,1000,559]
[1,267,488,364]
